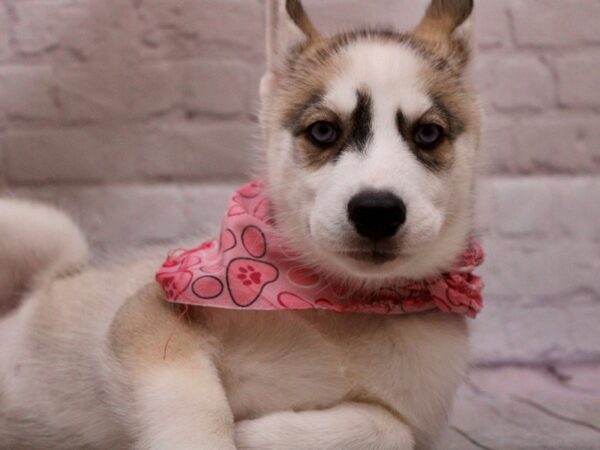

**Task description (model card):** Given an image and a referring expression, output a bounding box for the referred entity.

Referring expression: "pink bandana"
[156,182,485,318]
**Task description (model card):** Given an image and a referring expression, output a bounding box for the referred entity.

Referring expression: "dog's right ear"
[415,0,474,42]
[261,0,319,99]
[414,0,475,69]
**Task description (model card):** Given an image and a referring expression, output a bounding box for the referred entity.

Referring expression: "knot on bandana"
[156,181,485,318]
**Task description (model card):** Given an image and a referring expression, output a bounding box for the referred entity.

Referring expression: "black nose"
[347,190,407,240]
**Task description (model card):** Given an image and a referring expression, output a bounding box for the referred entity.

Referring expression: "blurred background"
[0,1,599,447]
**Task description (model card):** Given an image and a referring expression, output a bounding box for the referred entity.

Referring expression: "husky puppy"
[0,0,481,449]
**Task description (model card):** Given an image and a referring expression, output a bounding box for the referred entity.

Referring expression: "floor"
[439,365,600,450]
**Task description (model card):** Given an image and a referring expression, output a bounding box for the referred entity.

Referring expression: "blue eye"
[414,124,444,150]
[307,121,339,147]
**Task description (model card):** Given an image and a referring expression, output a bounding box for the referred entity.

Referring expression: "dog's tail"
[0,198,89,315]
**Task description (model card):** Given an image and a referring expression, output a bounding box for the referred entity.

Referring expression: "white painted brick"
[9,185,187,251]
[556,53,600,108]
[475,178,600,303]
[475,1,510,48]
[479,116,518,174]
[1,60,252,124]
[480,238,600,303]
[547,178,600,242]
[511,0,600,47]
[472,176,600,356]
[153,122,256,180]
[476,55,555,111]
[472,304,600,364]
[134,0,264,61]
[481,116,600,175]
[3,122,255,183]
[179,184,240,238]
[487,178,600,241]
[11,1,66,54]
[0,147,5,187]
[473,178,494,236]
[512,118,600,174]
[55,62,184,122]
[3,128,131,183]
[11,0,140,62]
[182,61,252,116]
[0,66,60,121]
[9,183,237,252]
[0,4,9,60]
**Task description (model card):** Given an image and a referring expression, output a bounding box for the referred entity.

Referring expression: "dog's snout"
[347,190,407,240]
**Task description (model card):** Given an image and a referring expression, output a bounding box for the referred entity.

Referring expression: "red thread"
[162,304,190,360]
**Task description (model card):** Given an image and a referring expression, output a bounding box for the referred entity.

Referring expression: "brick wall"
[1,0,599,365]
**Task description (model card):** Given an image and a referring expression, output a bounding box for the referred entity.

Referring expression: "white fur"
[0,198,89,313]
[134,363,236,450]
[0,2,479,449]
[268,41,477,282]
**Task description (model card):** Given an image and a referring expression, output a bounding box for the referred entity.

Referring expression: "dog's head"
[260,0,481,283]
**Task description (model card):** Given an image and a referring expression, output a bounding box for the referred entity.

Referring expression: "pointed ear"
[266,0,319,72]
[414,0,475,58]
[262,0,319,99]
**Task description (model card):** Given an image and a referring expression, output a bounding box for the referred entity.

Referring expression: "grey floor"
[439,365,600,450]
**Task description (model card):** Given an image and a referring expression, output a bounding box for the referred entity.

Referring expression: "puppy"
[0,0,482,449]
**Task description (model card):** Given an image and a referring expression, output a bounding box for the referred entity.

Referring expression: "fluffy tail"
[0,198,89,314]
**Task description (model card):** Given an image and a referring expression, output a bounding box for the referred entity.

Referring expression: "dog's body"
[0,1,481,449]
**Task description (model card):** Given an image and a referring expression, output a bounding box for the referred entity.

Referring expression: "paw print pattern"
[222,212,275,306]
[156,272,193,301]
[237,265,262,286]
[227,258,278,307]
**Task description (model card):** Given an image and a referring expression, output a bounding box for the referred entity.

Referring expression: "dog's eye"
[306,121,339,147]
[414,124,444,150]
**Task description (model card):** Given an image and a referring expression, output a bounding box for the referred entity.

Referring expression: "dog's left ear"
[261,0,320,99]
[414,0,475,67]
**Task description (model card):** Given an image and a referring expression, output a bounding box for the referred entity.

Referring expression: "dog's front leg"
[109,285,236,450]
[235,402,415,450]
[131,356,235,450]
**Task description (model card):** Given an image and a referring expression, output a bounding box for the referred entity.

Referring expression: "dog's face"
[261,0,481,283]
